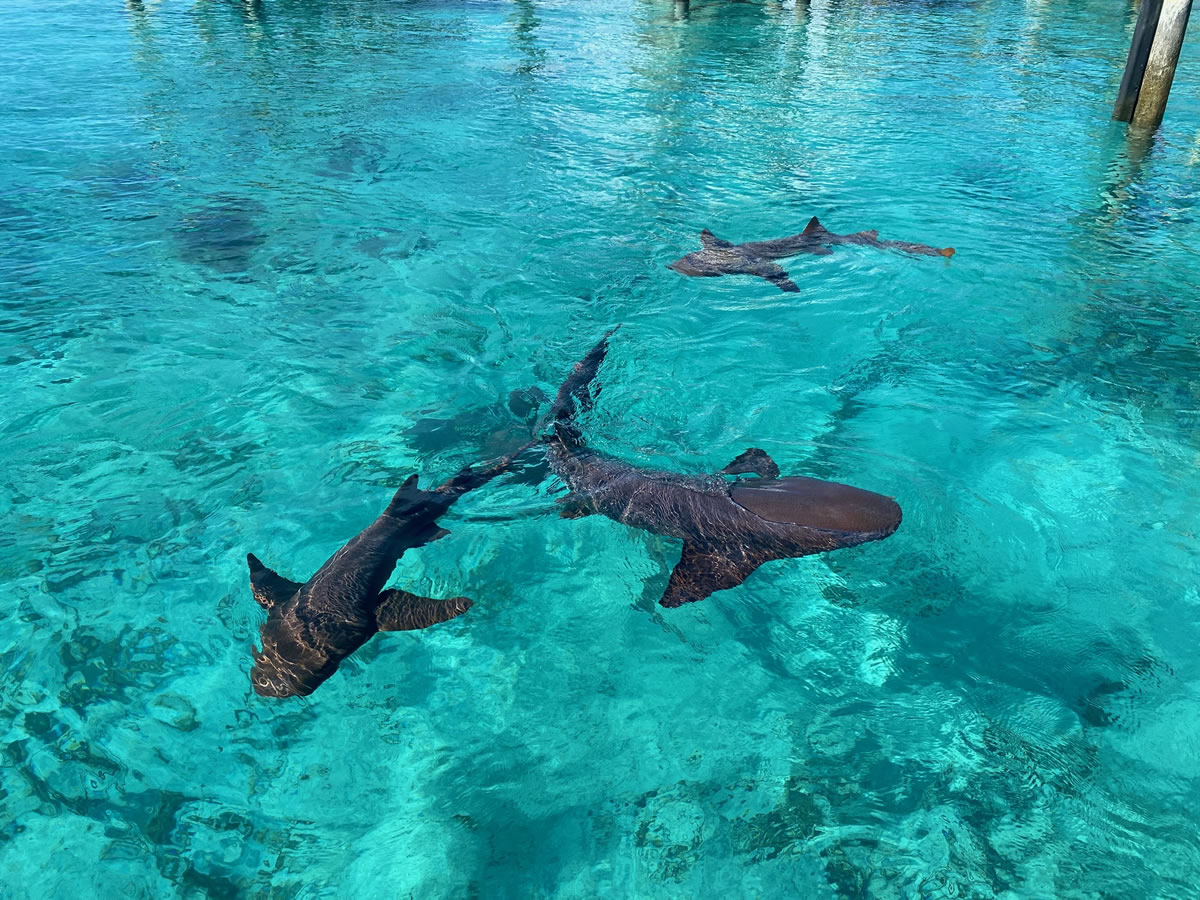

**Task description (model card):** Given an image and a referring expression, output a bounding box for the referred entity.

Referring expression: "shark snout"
[251,639,335,699]
[667,255,717,277]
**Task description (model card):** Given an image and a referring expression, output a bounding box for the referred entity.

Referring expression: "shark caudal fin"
[548,327,620,425]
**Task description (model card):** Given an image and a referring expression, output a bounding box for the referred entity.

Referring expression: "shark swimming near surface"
[668,216,955,292]
[541,329,902,607]
[245,458,515,698]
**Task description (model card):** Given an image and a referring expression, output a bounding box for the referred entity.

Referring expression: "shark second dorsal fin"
[720,448,780,479]
[246,553,302,610]
[801,216,824,236]
[375,589,472,631]
[660,543,774,607]
[385,474,426,517]
[699,229,734,250]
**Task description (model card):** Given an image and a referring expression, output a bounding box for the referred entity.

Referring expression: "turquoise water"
[4,0,1200,895]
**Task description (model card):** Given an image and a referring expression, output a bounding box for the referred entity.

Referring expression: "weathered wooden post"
[1131,0,1194,127]
[1114,0,1164,121]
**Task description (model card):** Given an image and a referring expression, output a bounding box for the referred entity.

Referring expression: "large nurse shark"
[245,459,513,698]
[542,330,902,607]
[668,216,955,292]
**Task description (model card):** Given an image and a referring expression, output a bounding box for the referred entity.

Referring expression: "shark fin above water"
[246,553,302,610]
[375,588,473,631]
[700,229,734,249]
[720,448,780,479]
[802,216,825,236]
[660,542,775,608]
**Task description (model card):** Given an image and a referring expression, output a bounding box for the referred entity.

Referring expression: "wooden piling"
[1114,0,1164,121]
[1131,0,1194,128]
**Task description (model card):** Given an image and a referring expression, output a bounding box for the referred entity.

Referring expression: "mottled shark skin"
[544,331,902,607]
[668,216,955,292]
[246,461,510,698]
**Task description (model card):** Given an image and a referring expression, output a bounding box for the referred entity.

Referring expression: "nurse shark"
[246,458,514,698]
[668,216,954,292]
[542,329,902,606]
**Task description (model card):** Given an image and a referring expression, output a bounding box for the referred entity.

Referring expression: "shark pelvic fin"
[660,543,774,608]
[699,229,734,250]
[246,553,302,610]
[720,448,780,479]
[375,589,473,631]
[556,493,593,519]
[801,216,824,236]
[552,421,585,449]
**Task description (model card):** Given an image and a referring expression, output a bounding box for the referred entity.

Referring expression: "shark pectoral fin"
[748,261,800,292]
[660,543,771,608]
[720,448,781,479]
[246,553,302,610]
[699,228,734,249]
[375,589,473,632]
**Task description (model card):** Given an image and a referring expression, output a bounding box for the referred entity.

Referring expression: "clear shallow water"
[3,0,1200,896]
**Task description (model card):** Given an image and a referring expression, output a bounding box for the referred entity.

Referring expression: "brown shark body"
[544,331,902,607]
[246,462,510,698]
[668,216,955,292]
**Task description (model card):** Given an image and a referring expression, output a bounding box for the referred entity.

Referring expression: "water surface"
[3,0,1200,897]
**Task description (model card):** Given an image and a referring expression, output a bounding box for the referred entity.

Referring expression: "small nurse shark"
[246,460,511,698]
[543,330,902,607]
[668,216,955,292]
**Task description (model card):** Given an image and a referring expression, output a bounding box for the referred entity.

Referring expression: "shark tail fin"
[939,247,955,258]
[802,216,825,236]
[547,327,620,426]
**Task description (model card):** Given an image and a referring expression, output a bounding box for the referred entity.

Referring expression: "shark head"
[250,615,344,698]
[730,476,902,544]
[667,250,724,277]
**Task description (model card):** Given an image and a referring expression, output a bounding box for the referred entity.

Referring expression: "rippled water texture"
[4,0,1200,896]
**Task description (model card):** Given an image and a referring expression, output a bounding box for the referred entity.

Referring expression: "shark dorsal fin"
[246,553,302,610]
[720,448,780,479]
[660,542,775,607]
[699,229,734,250]
[802,216,824,236]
